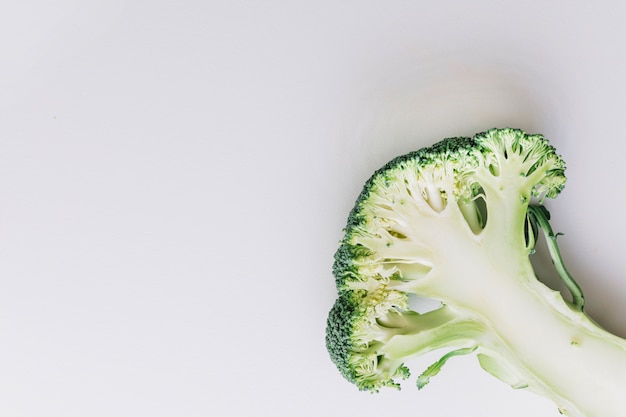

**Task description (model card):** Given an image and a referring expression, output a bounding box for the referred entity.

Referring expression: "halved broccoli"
[326,128,626,417]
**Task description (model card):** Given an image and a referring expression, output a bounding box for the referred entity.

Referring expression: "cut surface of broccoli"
[325,128,626,417]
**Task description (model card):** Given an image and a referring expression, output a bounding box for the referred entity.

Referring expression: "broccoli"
[325,128,626,417]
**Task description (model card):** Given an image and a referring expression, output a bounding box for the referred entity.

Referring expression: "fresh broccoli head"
[325,128,626,417]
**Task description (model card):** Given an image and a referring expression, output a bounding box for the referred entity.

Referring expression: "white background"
[1,1,625,416]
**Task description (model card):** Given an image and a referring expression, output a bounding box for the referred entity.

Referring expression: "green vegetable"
[325,128,626,417]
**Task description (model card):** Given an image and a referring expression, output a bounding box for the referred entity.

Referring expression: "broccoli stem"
[411,207,626,417]
[451,251,626,417]
[527,205,585,311]
[379,306,489,359]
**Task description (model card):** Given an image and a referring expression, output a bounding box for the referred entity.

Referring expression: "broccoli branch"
[527,204,585,311]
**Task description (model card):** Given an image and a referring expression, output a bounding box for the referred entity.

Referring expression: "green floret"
[325,290,411,391]
[333,135,480,292]
[326,289,488,392]
[473,128,566,200]
[332,128,567,295]
[326,128,626,417]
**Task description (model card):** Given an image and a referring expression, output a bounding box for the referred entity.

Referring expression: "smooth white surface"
[1,1,625,416]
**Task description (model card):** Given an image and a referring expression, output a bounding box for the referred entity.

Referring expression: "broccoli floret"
[326,128,626,417]
[326,289,487,392]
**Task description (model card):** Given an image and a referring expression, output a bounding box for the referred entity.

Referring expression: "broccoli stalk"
[326,128,626,417]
